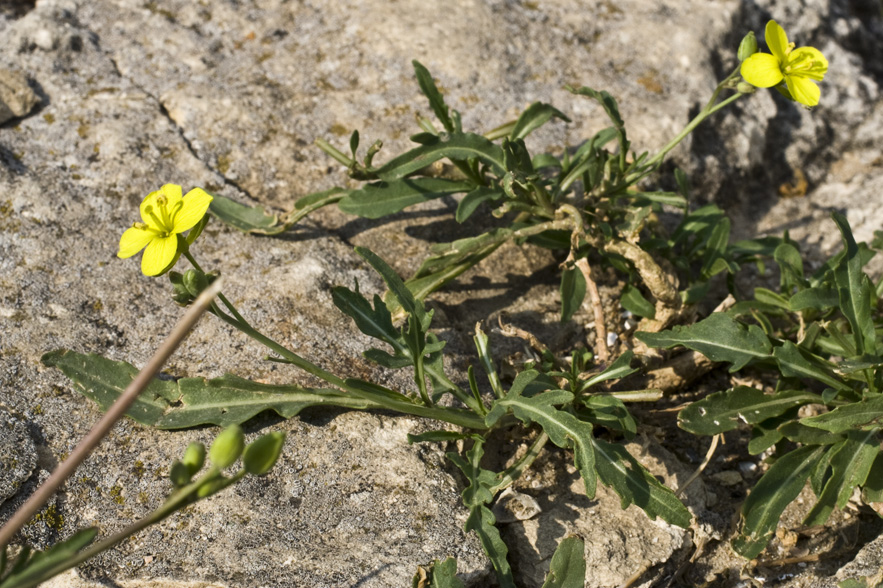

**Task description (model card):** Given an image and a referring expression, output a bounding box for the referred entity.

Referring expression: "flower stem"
[631,68,745,181]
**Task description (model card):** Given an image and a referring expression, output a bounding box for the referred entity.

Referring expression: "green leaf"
[339,178,474,218]
[560,267,587,323]
[485,371,597,497]
[373,133,505,181]
[678,387,821,436]
[426,558,466,588]
[208,194,282,234]
[733,445,827,559]
[0,528,98,588]
[510,102,570,141]
[591,438,691,527]
[861,452,883,505]
[447,441,515,588]
[579,395,637,436]
[778,421,843,445]
[42,349,382,429]
[620,284,656,319]
[832,212,876,355]
[700,218,731,278]
[803,395,883,433]
[804,430,880,525]
[541,537,586,588]
[773,341,851,392]
[567,86,629,161]
[635,313,772,372]
[789,287,839,311]
[582,350,638,388]
[412,60,454,134]
[455,187,503,223]
[41,349,179,425]
[332,284,400,348]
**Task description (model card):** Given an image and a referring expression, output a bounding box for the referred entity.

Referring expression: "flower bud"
[169,460,191,487]
[737,31,757,62]
[209,425,244,469]
[168,272,195,306]
[183,269,209,297]
[736,81,757,94]
[182,442,206,476]
[243,432,286,476]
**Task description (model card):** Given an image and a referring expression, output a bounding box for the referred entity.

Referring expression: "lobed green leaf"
[679,387,821,436]
[635,313,772,372]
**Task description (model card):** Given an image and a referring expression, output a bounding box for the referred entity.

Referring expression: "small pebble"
[708,470,743,486]
[737,461,757,476]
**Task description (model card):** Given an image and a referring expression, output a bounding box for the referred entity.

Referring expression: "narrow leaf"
[412,60,454,133]
[455,187,503,223]
[832,212,876,355]
[804,430,880,525]
[208,194,281,234]
[339,178,474,218]
[560,267,586,323]
[733,445,827,558]
[803,395,883,433]
[510,102,570,141]
[582,350,638,388]
[373,133,505,181]
[591,438,691,527]
[620,284,655,319]
[773,341,851,392]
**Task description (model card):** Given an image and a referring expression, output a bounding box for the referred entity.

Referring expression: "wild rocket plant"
[7,19,871,588]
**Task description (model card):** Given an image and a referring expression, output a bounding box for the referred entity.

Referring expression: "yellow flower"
[740,20,828,107]
[118,184,212,276]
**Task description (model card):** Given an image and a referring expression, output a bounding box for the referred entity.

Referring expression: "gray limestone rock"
[0,405,37,504]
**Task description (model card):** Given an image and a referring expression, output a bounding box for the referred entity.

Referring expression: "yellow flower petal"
[139,189,163,228]
[789,47,828,81]
[765,20,789,61]
[785,75,821,107]
[171,188,213,233]
[141,234,179,276]
[159,184,184,208]
[118,226,155,259]
[741,53,784,88]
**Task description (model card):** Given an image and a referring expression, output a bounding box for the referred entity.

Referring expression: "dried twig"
[676,433,721,498]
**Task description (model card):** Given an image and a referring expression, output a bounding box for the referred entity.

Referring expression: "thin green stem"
[212,306,348,389]
[315,138,354,167]
[632,68,744,181]
[488,431,550,495]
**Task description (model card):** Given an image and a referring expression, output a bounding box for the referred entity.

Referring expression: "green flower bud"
[182,269,209,297]
[209,425,244,469]
[169,460,191,488]
[737,31,757,62]
[182,442,206,476]
[168,271,195,306]
[736,81,757,94]
[242,432,286,476]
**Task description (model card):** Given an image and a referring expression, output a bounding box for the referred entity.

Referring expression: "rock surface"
[0,0,881,586]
